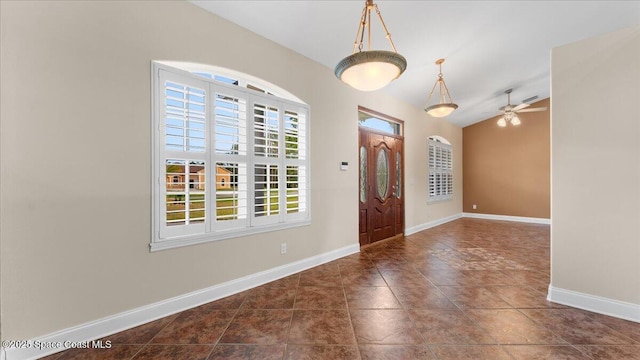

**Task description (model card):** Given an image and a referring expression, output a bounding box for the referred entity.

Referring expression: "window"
[152,62,310,251]
[428,136,453,202]
[358,108,402,136]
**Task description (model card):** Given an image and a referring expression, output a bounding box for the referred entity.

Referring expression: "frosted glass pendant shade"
[425,103,459,118]
[335,51,407,92]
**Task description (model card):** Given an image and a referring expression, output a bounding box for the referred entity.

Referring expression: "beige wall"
[392,103,463,231]
[463,98,550,218]
[0,1,461,340]
[551,26,640,304]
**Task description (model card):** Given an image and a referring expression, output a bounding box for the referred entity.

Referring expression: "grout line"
[281,273,300,360]
[337,258,362,360]
[125,311,182,359]
[383,238,441,359]
[205,292,252,358]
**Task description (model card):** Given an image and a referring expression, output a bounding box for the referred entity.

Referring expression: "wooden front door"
[359,128,404,246]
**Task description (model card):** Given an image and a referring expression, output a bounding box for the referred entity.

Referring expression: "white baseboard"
[405,212,550,237]
[404,213,463,236]
[4,243,359,360]
[463,212,551,225]
[548,286,640,323]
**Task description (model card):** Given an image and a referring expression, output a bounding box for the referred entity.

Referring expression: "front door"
[359,128,404,246]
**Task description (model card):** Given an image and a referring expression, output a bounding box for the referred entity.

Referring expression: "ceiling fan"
[497,89,547,127]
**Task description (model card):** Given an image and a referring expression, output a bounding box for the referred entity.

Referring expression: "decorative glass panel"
[396,152,401,199]
[376,149,389,199]
[360,146,367,203]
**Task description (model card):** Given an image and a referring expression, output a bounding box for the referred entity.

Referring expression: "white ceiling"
[192,1,640,127]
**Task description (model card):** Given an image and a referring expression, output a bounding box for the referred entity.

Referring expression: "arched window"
[151,61,310,251]
[156,61,304,103]
[428,136,453,202]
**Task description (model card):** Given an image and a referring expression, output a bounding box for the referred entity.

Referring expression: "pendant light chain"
[425,77,440,106]
[352,6,368,53]
[367,3,372,51]
[438,61,455,105]
[374,3,398,53]
[351,0,398,55]
[438,62,445,104]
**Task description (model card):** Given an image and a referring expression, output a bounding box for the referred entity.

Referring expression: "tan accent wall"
[551,26,640,305]
[0,1,461,340]
[463,98,550,218]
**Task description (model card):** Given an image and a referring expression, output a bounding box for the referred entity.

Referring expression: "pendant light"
[334,0,407,92]
[424,58,458,117]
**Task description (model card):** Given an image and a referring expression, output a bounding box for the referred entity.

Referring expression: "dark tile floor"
[42,219,640,359]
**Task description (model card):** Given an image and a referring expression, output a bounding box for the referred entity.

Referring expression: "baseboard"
[463,212,551,225]
[404,213,463,236]
[405,212,550,237]
[3,243,360,360]
[548,286,640,323]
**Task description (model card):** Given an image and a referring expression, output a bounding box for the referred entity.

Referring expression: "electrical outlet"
[472,204,477,210]
[280,243,287,254]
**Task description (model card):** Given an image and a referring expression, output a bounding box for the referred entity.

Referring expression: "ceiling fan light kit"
[335,0,407,91]
[424,58,458,118]
[497,89,547,127]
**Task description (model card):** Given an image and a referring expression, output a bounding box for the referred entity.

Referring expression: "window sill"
[427,197,453,204]
[150,219,312,252]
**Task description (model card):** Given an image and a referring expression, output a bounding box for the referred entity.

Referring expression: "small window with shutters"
[428,136,453,203]
[152,62,310,251]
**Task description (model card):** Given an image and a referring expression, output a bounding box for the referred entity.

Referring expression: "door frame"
[358,106,405,247]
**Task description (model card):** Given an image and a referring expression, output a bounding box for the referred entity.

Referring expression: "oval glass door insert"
[376,148,389,198]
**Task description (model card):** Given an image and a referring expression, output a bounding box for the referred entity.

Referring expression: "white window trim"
[151,62,311,252]
[427,137,453,203]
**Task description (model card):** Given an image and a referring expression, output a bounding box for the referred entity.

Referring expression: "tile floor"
[43,219,640,359]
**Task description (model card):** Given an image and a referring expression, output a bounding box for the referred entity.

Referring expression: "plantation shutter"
[428,138,453,202]
[283,104,308,221]
[158,70,208,239]
[212,86,249,231]
[251,95,282,226]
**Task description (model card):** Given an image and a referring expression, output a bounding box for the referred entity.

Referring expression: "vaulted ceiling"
[192,1,640,127]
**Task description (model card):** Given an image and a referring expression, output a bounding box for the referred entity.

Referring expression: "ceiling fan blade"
[512,103,530,111]
[516,107,548,113]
